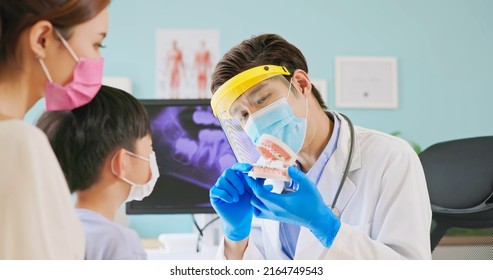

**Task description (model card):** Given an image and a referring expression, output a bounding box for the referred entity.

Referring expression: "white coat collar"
[331,111,361,173]
[295,111,362,258]
[313,111,362,213]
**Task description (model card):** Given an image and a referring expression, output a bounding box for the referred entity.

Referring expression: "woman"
[0,0,110,259]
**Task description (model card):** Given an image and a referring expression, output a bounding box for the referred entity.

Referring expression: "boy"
[37,85,159,259]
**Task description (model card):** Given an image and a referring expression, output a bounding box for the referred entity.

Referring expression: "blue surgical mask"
[244,94,307,154]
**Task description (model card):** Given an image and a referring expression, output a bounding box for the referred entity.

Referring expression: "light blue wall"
[25,0,493,238]
[101,0,493,150]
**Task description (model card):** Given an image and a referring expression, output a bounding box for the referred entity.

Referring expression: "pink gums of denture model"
[248,134,297,181]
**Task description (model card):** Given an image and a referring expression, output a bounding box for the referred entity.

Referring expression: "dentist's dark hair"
[210,33,327,109]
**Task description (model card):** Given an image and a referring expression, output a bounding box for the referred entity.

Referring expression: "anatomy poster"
[156,29,220,99]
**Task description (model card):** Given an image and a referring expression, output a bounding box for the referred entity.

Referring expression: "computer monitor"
[126,99,237,214]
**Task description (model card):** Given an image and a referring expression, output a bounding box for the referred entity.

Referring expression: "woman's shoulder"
[0,119,46,139]
[0,119,52,157]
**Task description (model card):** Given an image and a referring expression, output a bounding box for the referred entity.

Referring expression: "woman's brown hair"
[0,0,110,66]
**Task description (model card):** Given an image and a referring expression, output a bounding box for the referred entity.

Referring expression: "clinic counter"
[142,239,218,260]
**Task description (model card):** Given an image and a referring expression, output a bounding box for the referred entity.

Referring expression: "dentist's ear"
[291,69,312,96]
[28,20,53,59]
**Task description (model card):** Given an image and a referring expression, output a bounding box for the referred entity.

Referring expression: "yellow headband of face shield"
[210,65,291,118]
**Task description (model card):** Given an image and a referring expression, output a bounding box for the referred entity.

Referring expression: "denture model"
[248,134,297,181]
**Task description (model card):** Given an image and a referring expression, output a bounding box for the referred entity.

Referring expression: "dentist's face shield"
[210,65,301,166]
[211,65,291,121]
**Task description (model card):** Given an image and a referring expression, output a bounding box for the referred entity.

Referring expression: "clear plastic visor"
[211,66,308,188]
[211,65,291,120]
[212,75,297,166]
[228,75,293,126]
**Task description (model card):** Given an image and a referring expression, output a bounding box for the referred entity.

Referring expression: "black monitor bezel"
[125,98,222,215]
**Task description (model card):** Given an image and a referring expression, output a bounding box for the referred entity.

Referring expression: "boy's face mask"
[111,151,160,202]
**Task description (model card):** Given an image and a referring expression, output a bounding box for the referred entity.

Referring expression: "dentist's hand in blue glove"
[210,163,265,241]
[249,166,341,247]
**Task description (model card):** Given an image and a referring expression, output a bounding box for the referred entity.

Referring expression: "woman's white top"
[0,120,85,259]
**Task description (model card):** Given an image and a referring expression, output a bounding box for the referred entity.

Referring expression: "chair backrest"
[418,136,493,251]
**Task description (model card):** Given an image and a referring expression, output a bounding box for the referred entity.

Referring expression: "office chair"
[419,136,493,251]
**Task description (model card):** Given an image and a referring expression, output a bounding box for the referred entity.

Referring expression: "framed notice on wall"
[335,56,398,109]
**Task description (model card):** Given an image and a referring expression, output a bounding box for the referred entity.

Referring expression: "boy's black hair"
[36,85,151,193]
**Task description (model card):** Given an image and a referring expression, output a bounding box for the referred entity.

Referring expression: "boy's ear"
[291,69,312,96]
[110,149,127,178]
[29,20,54,59]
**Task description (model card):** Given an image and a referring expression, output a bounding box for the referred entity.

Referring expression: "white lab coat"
[217,112,432,260]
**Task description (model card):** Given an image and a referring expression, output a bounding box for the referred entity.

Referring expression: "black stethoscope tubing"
[330,113,355,218]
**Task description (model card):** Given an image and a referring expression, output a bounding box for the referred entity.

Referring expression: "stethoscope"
[285,113,354,219]
[281,113,354,259]
[329,113,355,218]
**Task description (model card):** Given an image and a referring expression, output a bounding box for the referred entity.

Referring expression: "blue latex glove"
[210,163,262,241]
[249,166,341,247]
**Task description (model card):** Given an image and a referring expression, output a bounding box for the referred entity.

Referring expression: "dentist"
[209,34,432,260]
